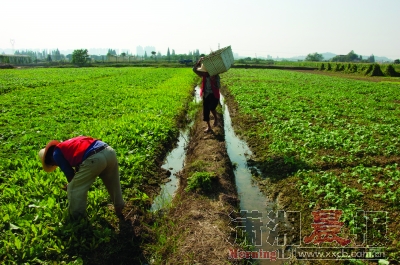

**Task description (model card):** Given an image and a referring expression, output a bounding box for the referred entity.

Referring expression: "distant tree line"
[330,50,376,63]
[236,57,274,65]
[14,49,65,63]
[305,52,324,62]
[305,50,378,63]
[9,47,399,66]
[8,47,203,65]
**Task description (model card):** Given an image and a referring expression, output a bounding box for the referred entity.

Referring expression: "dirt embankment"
[291,68,400,82]
[0,64,14,69]
[156,104,242,264]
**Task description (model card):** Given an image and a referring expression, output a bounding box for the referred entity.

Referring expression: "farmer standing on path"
[193,57,221,133]
[38,136,125,218]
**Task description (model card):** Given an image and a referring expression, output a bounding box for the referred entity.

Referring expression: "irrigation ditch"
[145,85,240,264]
[85,83,295,264]
[145,86,291,264]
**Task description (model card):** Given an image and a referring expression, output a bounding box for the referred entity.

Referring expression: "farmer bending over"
[193,57,221,133]
[38,136,125,218]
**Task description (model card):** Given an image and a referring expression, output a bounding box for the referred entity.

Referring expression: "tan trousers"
[67,146,124,217]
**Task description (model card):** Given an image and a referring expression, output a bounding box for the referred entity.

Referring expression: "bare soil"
[152,105,243,264]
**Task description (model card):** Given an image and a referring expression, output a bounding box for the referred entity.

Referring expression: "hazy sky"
[1,0,399,59]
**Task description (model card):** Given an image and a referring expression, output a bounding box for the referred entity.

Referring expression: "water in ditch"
[220,95,285,264]
[151,88,285,263]
[150,128,189,212]
[150,87,201,212]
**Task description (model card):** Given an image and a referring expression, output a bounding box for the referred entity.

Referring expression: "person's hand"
[62,184,68,191]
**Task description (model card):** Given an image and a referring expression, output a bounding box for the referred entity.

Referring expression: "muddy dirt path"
[158,101,242,264]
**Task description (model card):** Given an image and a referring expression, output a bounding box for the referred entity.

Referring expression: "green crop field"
[0,67,194,264]
[2,66,399,263]
[223,69,400,261]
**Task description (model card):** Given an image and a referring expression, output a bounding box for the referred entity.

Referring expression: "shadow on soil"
[56,209,150,264]
[86,221,143,264]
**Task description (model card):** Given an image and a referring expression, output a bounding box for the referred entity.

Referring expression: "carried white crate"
[202,46,234,76]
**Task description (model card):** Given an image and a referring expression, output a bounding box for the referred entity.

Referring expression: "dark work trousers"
[203,93,220,121]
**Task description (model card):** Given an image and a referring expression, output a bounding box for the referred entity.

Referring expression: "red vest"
[56,136,96,166]
[200,76,220,99]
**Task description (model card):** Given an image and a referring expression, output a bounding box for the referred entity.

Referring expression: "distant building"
[145,46,155,55]
[136,46,144,56]
[136,45,156,56]
[88,48,109,56]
